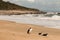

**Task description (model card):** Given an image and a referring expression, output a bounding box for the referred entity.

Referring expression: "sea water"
[0,14,60,29]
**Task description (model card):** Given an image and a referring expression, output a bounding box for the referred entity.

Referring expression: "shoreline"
[0,15,60,29]
[0,20,60,30]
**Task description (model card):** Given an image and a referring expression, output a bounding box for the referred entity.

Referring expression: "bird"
[42,33,48,36]
[27,27,32,34]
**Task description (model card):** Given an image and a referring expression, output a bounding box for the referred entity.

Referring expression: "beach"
[0,0,60,40]
[0,14,60,40]
[0,20,60,40]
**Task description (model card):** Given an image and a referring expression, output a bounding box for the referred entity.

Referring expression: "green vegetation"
[0,0,39,11]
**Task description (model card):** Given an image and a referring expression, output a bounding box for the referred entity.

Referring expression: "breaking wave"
[0,14,60,29]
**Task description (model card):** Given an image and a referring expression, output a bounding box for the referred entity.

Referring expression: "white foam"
[0,14,60,29]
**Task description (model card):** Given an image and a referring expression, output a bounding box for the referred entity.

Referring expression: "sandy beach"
[0,20,60,40]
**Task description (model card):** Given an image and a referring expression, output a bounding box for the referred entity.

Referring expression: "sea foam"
[0,14,60,29]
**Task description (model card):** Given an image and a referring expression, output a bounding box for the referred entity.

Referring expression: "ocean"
[0,14,60,29]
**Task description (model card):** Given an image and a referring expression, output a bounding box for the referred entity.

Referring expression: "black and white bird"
[27,27,32,34]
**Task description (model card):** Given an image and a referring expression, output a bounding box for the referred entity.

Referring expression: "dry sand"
[0,20,60,40]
